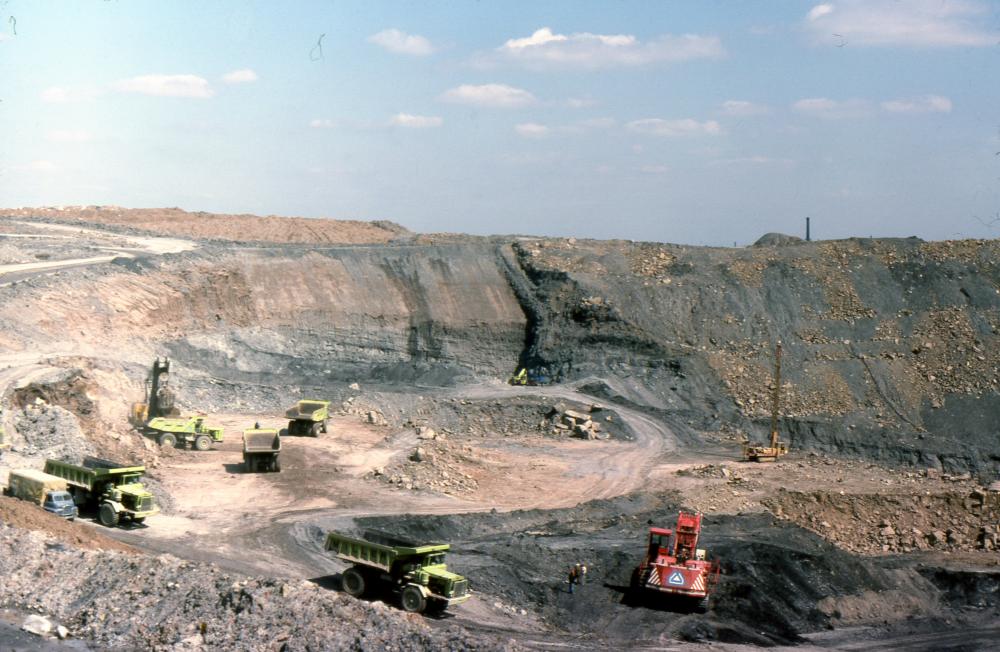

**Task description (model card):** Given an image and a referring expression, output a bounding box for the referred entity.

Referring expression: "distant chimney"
[806,217,811,242]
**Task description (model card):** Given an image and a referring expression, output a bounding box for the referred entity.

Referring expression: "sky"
[1,1,999,245]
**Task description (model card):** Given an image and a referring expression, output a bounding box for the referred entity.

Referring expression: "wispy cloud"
[368,28,436,56]
[388,113,443,128]
[40,85,101,103]
[440,83,537,108]
[114,74,213,98]
[309,119,335,129]
[792,97,872,119]
[222,69,258,84]
[626,118,723,137]
[515,123,549,138]
[46,129,93,143]
[804,1,995,47]
[881,95,952,114]
[719,100,770,117]
[490,27,724,70]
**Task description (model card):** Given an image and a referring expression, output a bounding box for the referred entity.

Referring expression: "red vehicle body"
[633,511,720,611]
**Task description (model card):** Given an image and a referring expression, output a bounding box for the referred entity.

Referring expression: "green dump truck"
[285,400,330,437]
[43,457,158,527]
[146,416,224,450]
[243,428,281,473]
[3,469,78,520]
[324,531,471,614]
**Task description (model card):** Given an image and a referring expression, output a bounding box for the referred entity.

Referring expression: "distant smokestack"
[806,217,811,242]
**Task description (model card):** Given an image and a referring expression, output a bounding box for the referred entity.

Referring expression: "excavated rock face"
[3,226,1000,477]
[507,237,1000,477]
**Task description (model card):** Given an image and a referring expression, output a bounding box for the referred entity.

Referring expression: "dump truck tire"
[98,503,120,527]
[342,568,366,597]
[273,458,281,472]
[287,421,298,436]
[310,422,322,437]
[159,432,177,448]
[401,585,426,613]
[695,596,709,614]
[321,420,328,434]
[194,435,211,451]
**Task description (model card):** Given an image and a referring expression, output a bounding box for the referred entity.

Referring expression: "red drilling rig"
[632,511,720,612]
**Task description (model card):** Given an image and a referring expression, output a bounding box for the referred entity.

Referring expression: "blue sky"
[1,1,998,244]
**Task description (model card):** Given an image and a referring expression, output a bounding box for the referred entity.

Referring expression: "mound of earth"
[0,206,408,244]
[0,496,134,553]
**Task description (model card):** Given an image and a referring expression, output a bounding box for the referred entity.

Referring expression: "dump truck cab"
[42,490,78,520]
[4,469,78,520]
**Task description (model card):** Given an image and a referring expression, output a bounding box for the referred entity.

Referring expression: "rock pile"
[545,407,606,440]
[766,488,1000,554]
[12,399,95,463]
[372,437,480,495]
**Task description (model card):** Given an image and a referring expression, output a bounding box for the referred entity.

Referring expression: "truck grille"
[451,579,468,597]
[138,497,155,512]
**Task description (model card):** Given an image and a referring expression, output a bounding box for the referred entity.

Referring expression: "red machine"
[632,511,720,611]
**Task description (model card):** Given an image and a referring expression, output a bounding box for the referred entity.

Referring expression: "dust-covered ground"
[1,209,999,651]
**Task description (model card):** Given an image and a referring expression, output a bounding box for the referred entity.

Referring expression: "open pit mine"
[0,206,998,651]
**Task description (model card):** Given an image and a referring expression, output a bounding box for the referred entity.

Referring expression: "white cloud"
[114,74,213,98]
[309,119,335,128]
[807,4,835,21]
[494,27,724,69]
[626,118,723,137]
[792,97,872,119]
[46,129,93,143]
[515,123,549,138]
[881,94,952,114]
[719,100,770,117]
[368,28,435,56]
[440,84,537,108]
[40,85,101,103]
[388,113,443,128]
[566,97,598,109]
[804,0,994,47]
[222,69,258,84]
[495,27,724,70]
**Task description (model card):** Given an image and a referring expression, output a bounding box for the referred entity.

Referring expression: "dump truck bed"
[284,400,329,420]
[324,531,450,571]
[6,469,68,504]
[44,457,146,489]
[243,430,281,453]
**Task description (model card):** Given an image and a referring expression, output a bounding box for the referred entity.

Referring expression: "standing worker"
[567,564,579,594]
[579,564,587,585]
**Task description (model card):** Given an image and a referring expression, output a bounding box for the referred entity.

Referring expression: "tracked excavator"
[130,358,180,426]
[742,343,789,462]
